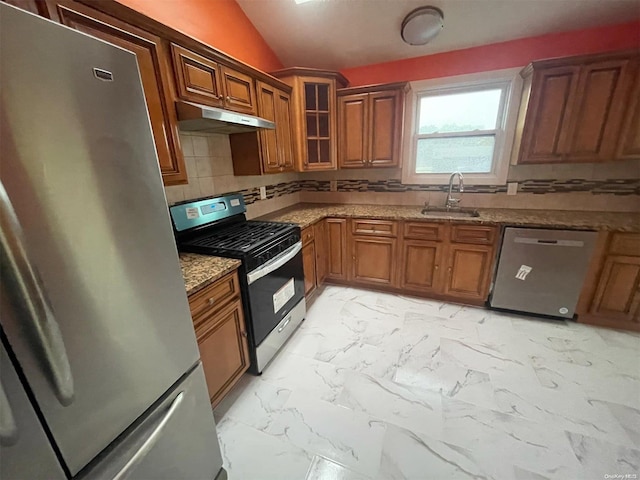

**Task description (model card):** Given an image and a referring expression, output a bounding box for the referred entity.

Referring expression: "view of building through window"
[415,87,505,174]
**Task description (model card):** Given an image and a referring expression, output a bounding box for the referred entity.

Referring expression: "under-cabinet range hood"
[176,100,275,134]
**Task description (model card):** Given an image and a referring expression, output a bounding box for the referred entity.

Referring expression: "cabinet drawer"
[188,271,240,323]
[451,225,497,245]
[352,219,398,237]
[301,225,315,245]
[403,222,444,241]
[609,233,640,257]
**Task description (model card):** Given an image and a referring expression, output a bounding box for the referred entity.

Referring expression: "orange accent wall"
[116,0,283,72]
[341,21,640,86]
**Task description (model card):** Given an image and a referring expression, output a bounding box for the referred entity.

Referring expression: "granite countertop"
[179,253,241,296]
[259,203,640,232]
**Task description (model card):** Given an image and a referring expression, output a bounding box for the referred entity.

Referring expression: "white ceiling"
[236,0,640,70]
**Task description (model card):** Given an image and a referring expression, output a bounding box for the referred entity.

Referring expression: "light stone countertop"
[259,203,640,232]
[179,253,241,296]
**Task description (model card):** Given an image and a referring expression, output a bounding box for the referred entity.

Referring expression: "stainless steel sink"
[421,207,480,218]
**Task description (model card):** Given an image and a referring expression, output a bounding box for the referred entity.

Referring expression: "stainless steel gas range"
[170,194,305,374]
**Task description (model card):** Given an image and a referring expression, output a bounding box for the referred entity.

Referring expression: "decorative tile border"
[174,177,639,208]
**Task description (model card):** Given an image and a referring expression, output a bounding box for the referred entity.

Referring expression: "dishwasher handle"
[514,237,585,247]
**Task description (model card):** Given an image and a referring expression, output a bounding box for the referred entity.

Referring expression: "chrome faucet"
[446,172,464,209]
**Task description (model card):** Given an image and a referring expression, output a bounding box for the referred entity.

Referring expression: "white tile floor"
[214,285,640,480]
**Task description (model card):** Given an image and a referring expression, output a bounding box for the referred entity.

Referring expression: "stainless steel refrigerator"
[0,4,225,479]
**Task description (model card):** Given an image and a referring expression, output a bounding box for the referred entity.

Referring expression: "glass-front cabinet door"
[271,69,346,171]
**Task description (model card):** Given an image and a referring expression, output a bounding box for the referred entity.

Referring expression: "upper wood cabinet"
[272,68,348,171]
[171,43,256,115]
[516,51,639,164]
[230,81,294,175]
[616,60,640,160]
[337,83,406,168]
[48,1,188,185]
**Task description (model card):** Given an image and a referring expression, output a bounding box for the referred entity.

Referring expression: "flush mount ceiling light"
[401,6,444,45]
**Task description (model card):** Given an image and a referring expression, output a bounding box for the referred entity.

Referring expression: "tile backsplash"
[164,132,640,215]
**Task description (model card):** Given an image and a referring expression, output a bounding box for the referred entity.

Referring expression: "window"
[403,69,522,185]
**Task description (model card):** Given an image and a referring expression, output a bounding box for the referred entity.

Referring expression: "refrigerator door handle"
[0,181,74,406]
[113,391,185,480]
[0,380,18,446]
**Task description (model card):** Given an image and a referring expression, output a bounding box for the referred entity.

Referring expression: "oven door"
[246,241,305,348]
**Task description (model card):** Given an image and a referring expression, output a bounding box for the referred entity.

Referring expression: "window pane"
[317,85,329,111]
[416,136,495,174]
[418,89,502,134]
[305,84,316,110]
[306,113,318,137]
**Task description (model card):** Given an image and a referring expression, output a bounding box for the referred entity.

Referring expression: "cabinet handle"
[241,331,248,338]
[226,96,231,101]
[218,94,224,99]
[435,265,439,271]
[207,297,215,306]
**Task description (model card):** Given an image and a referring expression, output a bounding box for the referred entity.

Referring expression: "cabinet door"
[519,65,581,164]
[617,61,640,160]
[3,0,48,15]
[275,88,295,171]
[325,218,348,280]
[400,240,443,293]
[314,220,328,284]
[444,244,494,301]
[301,78,337,170]
[196,299,250,407]
[221,65,256,115]
[590,255,640,322]
[338,93,368,168]
[369,89,403,167]
[52,2,187,185]
[171,43,223,106]
[256,81,281,173]
[565,59,633,162]
[302,241,317,296]
[351,236,397,286]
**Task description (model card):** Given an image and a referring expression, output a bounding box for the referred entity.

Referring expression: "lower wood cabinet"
[400,240,443,294]
[302,239,317,296]
[578,232,640,331]
[351,236,397,286]
[443,243,494,301]
[590,255,640,322]
[314,220,327,285]
[188,271,249,407]
[325,218,348,281]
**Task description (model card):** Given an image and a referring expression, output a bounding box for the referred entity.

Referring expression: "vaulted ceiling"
[236,0,640,70]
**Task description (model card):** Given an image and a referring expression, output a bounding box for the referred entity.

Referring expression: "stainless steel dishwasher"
[490,227,598,319]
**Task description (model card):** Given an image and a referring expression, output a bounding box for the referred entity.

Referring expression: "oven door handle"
[247,241,302,285]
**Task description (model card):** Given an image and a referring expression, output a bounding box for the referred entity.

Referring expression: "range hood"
[175,100,275,134]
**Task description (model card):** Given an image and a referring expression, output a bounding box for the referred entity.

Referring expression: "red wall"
[116,0,283,72]
[341,21,640,86]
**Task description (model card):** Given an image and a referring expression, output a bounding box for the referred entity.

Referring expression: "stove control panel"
[170,194,246,232]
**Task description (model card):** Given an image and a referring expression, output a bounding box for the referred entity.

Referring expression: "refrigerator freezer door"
[77,364,224,480]
[0,338,66,480]
[490,228,597,318]
[0,5,199,475]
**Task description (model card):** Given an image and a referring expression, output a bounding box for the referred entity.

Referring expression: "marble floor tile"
[216,417,313,480]
[376,423,494,480]
[305,456,372,480]
[337,372,443,437]
[260,351,347,402]
[566,431,640,479]
[214,375,291,432]
[268,391,386,477]
[214,286,640,480]
[441,398,585,479]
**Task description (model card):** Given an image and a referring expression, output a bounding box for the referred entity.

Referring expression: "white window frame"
[402,68,523,185]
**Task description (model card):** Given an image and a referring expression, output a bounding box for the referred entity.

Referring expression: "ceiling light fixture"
[294,0,315,4]
[401,6,444,46]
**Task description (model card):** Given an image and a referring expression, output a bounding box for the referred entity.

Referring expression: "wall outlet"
[259,186,267,200]
[507,182,518,196]
[330,180,337,192]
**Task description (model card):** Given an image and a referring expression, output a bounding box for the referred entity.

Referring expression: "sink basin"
[421,207,480,218]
